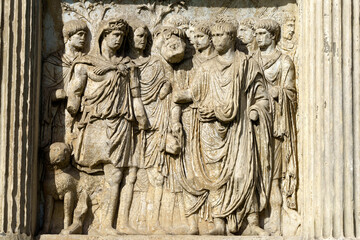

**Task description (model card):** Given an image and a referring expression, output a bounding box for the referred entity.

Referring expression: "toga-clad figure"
[174,19,271,235]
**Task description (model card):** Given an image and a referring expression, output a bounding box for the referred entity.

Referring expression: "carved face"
[255,28,274,49]
[193,31,211,51]
[133,27,147,51]
[283,21,295,40]
[160,35,186,64]
[49,143,70,169]
[186,25,195,45]
[68,30,87,49]
[104,30,124,51]
[212,30,233,54]
[238,25,254,44]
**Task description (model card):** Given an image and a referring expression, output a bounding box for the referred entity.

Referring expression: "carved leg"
[268,179,282,235]
[63,191,75,229]
[100,164,123,235]
[187,214,199,235]
[40,195,54,234]
[118,167,138,235]
[146,167,166,234]
[177,192,192,234]
[207,217,226,235]
[137,190,148,233]
[61,191,89,235]
[247,212,270,236]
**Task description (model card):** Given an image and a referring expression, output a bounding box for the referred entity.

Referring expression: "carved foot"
[149,225,167,235]
[188,226,199,235]
[60,222,83,235]
[136,220,148,234]
[207,218,226,235]
[118,224,139,235]
[99,227,123,236]
[247,224,270,236]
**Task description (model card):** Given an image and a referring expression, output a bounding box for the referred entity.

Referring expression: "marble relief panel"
[40,0,300,237]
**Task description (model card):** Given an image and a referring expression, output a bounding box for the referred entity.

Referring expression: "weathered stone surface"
[38,234,289,240]
[0,0,359,239]
[38,1,301,237]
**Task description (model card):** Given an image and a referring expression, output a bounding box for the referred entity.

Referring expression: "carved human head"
[254,19,281,49]
[282,14,296,41]
[238,18,256,45]
[165,14,193,41]
[99,18,128,53]
[210,19,237,54]
[128,19,150,52]
[154,26,186,63]
[63,20,89,49]
[192,21,212,52]
[164,14,190,32]
[49,142,71,170]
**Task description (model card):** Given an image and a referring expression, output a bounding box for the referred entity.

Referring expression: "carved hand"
[159,81,172,100]
[51,89,67,101]
[249,109,259,121]
[172,122,183,139]
[67,105,78,117]
[199,107,216,121]
[138,116,150,130]
[173,89,192,103]
[269,86,280,99]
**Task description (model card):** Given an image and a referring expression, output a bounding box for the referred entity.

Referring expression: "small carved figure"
[67,18,149,235]
[277,14,297,60]
[254,18,299,235]
[41,142,79,234]
[41,20,88,149]
[237,18,259,56]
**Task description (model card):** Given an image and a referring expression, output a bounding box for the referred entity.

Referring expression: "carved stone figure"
[237,18,259,56]
[39,3,300,236]
[277,14,297,60]
[127,18,152,233]
[41,142,79,234]
[254,18,299,235]
[41,20,88,149]
[171,20,216,235]
[67,18,148,235]
[174,19,271,236]
[135,26,185,234]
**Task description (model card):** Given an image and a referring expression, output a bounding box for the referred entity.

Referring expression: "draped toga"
[177,51,271,229]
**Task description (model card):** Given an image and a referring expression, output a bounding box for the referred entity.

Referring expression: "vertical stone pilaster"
[299,0,360,238]
[0,0,42,238]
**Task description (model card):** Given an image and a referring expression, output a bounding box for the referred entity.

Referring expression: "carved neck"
[260,41,276,55]
[247,39,257,52]
[218,45,235,61]
[101,41,117,61]
[129,47,144,59]
[198,45,214,58]
[64,44,81,61]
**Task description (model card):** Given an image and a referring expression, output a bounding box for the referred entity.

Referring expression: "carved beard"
[160,38,186,64]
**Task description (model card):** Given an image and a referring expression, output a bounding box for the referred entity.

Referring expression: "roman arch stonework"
[0,0,359,239]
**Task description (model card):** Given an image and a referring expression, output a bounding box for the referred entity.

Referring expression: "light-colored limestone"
[0,0,359,239]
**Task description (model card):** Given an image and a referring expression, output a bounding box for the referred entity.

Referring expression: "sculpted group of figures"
[40,12,298,236]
